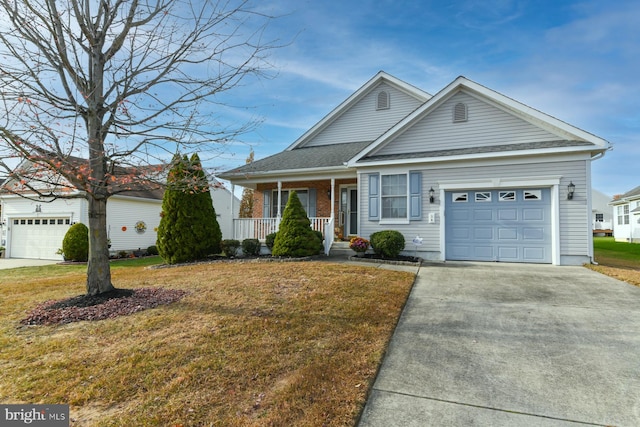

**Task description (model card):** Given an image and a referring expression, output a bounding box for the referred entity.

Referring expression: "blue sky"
[213,0,639,198]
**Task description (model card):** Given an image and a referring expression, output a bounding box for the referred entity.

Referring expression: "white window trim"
[379,172,409,222]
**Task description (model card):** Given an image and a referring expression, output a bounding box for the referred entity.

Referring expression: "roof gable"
[349,76,611,165]
[288,71,431,150]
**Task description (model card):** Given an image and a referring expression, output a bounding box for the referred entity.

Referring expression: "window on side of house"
[595,213,604,222]
[618,205,630,225]
[381,174,407,219]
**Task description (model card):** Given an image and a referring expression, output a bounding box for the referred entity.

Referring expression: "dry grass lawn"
[585,237,640,286]
[0,260,415,426]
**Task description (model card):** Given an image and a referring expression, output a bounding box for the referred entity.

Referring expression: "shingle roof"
[220,141,372,177]
[358,140,595,163]
[620,185,640,199]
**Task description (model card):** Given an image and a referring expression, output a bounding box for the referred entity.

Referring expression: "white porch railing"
[324,216,335,255]
[593,221,613,230]
[233,217,331,242]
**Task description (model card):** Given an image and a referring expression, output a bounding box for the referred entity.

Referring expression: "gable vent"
[377,91,390,110]
[453,102,468,122]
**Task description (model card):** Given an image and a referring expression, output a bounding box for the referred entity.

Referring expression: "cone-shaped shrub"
[62,222,89,262]
[271,191,323,257]
[157,153,222,264]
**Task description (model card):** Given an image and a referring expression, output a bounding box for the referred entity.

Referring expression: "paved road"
[359,261,640,427]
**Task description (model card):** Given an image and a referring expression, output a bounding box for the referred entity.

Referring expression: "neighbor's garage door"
[10,217,71,260]
[445,189,551,263]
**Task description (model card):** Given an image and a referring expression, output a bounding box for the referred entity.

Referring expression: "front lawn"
[586,237,640,286]
[0,260,414,426]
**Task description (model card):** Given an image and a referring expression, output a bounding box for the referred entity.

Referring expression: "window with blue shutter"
[368,174,379,220]
[409,171,422,220]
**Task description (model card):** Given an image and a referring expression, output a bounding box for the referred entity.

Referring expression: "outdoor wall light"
[327,189,332,200]
[567,181,575,200]
[429,187,435,203]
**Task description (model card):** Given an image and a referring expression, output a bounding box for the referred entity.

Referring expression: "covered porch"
[227,177,358,254]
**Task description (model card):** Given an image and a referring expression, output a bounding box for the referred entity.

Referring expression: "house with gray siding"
[219,72,611,265]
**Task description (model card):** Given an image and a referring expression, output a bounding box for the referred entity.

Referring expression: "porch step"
[329,241,353,256]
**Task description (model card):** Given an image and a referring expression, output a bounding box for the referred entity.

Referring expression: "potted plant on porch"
[349,236,369,257]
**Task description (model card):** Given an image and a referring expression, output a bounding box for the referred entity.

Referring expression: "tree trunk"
[86,195,114,295]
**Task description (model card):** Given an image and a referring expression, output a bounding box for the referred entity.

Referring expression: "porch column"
[230,183,235,239]
[330,178,335,220]
[277,181,282,219]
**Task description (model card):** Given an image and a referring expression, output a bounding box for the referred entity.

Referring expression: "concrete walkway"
[358,261,640,427]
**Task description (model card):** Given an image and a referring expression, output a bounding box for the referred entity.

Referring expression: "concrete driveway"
[359,262,640,427]
[0,258,59,269]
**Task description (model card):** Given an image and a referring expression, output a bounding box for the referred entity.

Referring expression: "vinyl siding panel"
[359,157,590,264]
[373,91,560,156]
[305,83,423,147]
[106,197,161,252]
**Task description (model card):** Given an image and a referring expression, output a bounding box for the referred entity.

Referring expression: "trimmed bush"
[271,191,323,257]
[242,238,261,256]
[220,239,241,257]
[62,223,89,262]
[146,245,159,256]
[156,153,222,264]
[265,232,277,250]
[370,230,405,258]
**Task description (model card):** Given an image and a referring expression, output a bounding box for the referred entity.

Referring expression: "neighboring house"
[0,185,163,261]
[0,163,237,260]
[209,176,240,240]
[219,71,611,265]
[592,189,613,235]
[610,186,640,243]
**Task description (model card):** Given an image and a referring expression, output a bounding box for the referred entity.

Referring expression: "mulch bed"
[21,288,188,326]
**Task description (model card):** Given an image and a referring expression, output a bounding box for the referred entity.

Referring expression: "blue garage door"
[445,189,551,263]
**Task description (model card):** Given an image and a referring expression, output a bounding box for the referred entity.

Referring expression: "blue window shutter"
[308,189,317,217]
[263,190,271,217]
[409,171,422,220]
[369,174,379,220]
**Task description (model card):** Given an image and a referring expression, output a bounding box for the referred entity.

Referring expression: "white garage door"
[445,189,552,263]
[10,217,71,260]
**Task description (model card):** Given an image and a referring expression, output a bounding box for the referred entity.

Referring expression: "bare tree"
[0,0,276,295]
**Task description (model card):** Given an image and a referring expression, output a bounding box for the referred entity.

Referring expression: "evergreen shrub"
[220,239,241,257]
[265,232,277,250]
[62,222,89,262]
[370,230,405,258]
[242,238,261,256]
[271,191,323,257]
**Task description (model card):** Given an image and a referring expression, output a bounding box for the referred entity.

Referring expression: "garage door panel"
[473,209,493,221]
[474,227,493,240]
[523,227,544,240]
[451,227,470,239]
[446,189,551,263]
[498,246,518,260]
[451,210,469,221]
[498,209,518,220]
[523,208,544,221]
[498,228,517,240]
[473,246,493,259]
[523,247,545,261]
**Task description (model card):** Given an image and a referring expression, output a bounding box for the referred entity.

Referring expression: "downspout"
[230,183,235,239]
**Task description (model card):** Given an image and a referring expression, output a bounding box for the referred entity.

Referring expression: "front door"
[340,187,358,237]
